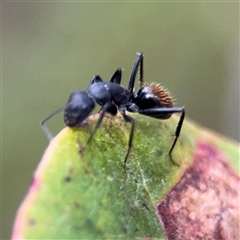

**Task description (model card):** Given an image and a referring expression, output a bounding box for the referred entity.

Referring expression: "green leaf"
[12,113,239,239]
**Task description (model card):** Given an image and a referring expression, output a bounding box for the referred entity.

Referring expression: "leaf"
[11,113,239,239]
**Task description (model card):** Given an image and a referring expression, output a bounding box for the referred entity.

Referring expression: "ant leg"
[128,53,144,93]
[86,75,103,92]
[137,107,184,116]
[86,102,117,145]
[110,68,122,84]
[119,108,135,176]
[40,106,65,141]
[168,109,185,165]
[138,52,144,88]
[137,107,185,166]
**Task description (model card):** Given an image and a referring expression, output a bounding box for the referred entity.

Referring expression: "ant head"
[64,91,95,127]
[132,83,174,109]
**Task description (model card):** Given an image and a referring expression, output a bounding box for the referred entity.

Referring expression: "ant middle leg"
[119,108,135,176]
[109,68,122,84]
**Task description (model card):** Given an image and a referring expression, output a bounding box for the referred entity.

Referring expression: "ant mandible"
[41,53,185,173]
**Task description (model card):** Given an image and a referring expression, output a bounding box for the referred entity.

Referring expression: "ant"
[41,53,185,174]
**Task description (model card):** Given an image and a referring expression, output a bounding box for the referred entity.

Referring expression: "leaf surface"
[12,113,239,239]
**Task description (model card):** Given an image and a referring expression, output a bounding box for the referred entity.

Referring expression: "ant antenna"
[40,106,65,141]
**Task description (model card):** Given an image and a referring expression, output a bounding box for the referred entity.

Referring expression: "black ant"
[41,53,185,173]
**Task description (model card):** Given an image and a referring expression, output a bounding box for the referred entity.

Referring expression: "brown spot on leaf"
[68,167,74,175]
[74,201,80,209]
[157,141,240,240]
[156,149,163,157]
[65,176,72,182]
[84,168,90,175]
[28,218,36,226]
[65,168,74,182]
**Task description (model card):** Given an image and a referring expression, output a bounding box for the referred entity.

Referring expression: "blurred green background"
[2,2,239,239]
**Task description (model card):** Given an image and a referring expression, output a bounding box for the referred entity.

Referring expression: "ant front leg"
[86,75,103,92]
[86,75,104,113]
[128,52,144,93]
[86,102,117,145]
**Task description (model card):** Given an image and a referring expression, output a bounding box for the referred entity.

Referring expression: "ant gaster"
[41,53,185,173]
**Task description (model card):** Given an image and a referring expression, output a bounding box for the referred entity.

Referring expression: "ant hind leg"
[128,53,144,93]
[168,109,185,166]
